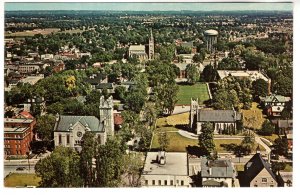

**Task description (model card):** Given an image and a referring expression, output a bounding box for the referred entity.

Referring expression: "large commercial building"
[204,29,218,53]
[141,152,192,187]
[4,118,36,156]
[217,70,271,94]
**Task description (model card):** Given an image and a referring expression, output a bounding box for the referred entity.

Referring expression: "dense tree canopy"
[185,64,200,84]
[198,122,215,156]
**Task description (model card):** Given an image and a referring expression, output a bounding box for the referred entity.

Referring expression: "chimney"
[157,151,166,165]
[208,167,212,176]
[55,113,60,122]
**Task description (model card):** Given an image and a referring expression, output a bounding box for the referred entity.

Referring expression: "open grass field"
[5,28,61,37]
[5,28,86,37]
[156,113,189,127]
[177,83,210,105]
[151,131,198,152]
[241,102,266,130]
[151,127,265,153]
[4,173,40,187]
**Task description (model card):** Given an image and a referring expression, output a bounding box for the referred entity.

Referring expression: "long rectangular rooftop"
[4,126,29,133]
[217,70,269,82]
[142,152,188,176]
[4,118,34,124]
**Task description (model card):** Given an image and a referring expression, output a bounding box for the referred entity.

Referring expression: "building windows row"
[145,179,184,186]
[58,134,71,145]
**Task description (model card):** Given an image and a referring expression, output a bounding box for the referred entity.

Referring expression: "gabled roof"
[197,110,242,122]
[261,94,290,103]
[201,157,235,178]
[84,73,106,85]
[54,115,103,132]
[243,153,277,184]
[96,83,114,89]
[18,111,34,119]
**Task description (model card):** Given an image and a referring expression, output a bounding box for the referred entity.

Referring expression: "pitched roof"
[261,94,290,103]
[55,115,103,132]
[197,110,242,122]
[18,111,34,119]
[201,157,236,178]
[84,73,106,85]
[243,153,277,184]
[96,83,113,89]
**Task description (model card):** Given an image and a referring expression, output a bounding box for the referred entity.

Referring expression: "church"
[190,99,242,135]
[53,96,114,151]
[128,29,154,61]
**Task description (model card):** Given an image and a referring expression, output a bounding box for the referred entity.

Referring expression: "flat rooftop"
[4,118,34,124]
[4,126,29,133]
[142,152,188,176]
[217,70,269,82]
[20,76,44,85]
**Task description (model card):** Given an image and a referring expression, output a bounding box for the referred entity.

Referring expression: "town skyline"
[5,2,293,11]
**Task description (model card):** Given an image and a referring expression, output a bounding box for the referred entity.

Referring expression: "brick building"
[4,118,36,157]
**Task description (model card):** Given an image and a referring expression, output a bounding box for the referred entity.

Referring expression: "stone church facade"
[53,96,114,151]
[190,99,242,135]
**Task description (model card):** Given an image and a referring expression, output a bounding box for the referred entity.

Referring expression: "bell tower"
[99,96,114,137]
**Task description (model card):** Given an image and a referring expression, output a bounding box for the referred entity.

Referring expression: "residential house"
[141,152,192,187]
[200,157,236,187]
[277,172,292,187]
[260,94,291,117]
[190,99,242,135]
[4,118,36,157]
[22,97,46,116]
[84,72,107,90]
[241,153,278,187]
[96,83,114,94]
[53,62,65,73]
[53,96,114,151]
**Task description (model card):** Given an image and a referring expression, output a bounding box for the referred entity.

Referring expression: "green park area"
[241,102,266,130]
[176,83,210,105]
[4,173,41,187]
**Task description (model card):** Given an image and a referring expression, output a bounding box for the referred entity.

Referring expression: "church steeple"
[149,29,154,60]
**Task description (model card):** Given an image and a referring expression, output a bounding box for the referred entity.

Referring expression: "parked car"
[16,167,26,171]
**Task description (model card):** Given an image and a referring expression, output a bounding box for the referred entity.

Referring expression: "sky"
[5,2,293,11]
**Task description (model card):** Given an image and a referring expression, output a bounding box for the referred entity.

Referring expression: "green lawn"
[241,102,266,130]
[4,173,41,187]
[177,83,210,105]
[260,134,280,144]
[284,163,293,172]
[151,132,198,152]
[156,113,189,128]
[151,128,266,153]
